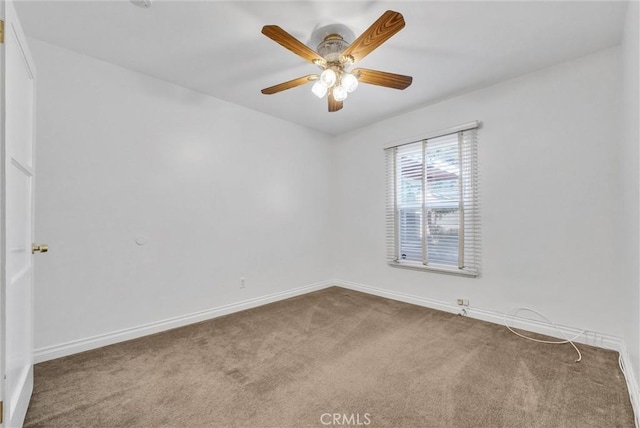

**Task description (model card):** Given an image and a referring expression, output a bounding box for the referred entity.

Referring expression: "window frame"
[385,121,480,277]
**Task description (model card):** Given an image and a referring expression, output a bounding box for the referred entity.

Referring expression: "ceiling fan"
[261,10,413,112]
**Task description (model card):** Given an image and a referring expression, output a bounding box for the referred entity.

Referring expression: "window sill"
[387,261,479,278]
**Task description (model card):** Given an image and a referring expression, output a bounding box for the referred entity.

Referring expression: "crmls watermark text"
[320,413,372,426]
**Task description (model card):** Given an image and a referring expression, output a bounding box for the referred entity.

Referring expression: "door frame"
[0,0,8,421]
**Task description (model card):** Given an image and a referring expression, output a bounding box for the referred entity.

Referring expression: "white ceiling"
[15,1,628,136]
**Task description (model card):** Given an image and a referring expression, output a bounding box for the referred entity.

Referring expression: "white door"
[1,0,38,426]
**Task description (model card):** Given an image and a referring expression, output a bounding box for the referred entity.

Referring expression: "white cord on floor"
[503,308,583,363]
[504,309,637,427]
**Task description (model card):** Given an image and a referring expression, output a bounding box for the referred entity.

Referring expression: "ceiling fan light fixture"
[341,73,358,93]
[333,85,348,102]
[320,69,337,88]
[311,80,328,98]
[261,10,412,112]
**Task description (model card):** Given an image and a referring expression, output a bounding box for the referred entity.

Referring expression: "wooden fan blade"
[328,92,343,112]
[261,75,319,95]
[262,25,325,65]
[341,10,405,64]
[352,68,412,90]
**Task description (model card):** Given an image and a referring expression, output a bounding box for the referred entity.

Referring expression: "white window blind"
[385,125,479,276]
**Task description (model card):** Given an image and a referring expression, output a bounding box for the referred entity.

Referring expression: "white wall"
[620,0,640,387]
[30,39,334,351]
[332,47,626,340]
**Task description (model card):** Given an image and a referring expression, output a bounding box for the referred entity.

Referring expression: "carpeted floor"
[24,287,634,427]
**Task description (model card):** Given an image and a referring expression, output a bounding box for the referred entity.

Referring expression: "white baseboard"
[619,340,640,427]
[334,278,639,424]
[33,280,334,363]
[335,279,621,348]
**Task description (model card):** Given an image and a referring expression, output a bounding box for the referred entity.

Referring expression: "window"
[385,122,480,276]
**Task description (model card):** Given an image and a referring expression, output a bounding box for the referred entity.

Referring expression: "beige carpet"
[25,287,634,427]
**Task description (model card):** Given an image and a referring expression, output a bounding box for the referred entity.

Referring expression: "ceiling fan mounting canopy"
[308,23,356,49]
[261,10,413,112]
[317,34,349,62]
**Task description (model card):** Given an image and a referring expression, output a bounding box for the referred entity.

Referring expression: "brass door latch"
[32,244,48,254]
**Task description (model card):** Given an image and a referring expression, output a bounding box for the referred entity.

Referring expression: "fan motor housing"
[317,34,349,62]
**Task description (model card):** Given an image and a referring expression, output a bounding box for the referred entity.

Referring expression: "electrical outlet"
[240,277,246,289]
[457,298,470,306]
[457,298,464,305]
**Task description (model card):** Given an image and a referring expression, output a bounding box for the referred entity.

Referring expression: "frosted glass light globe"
[333,85,348,102]
[341,73,359,93]
[311,80,328,98]
[320,69,337,88]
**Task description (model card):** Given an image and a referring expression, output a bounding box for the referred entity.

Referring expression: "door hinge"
[1,400,4,424]
[0,20,4,44]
